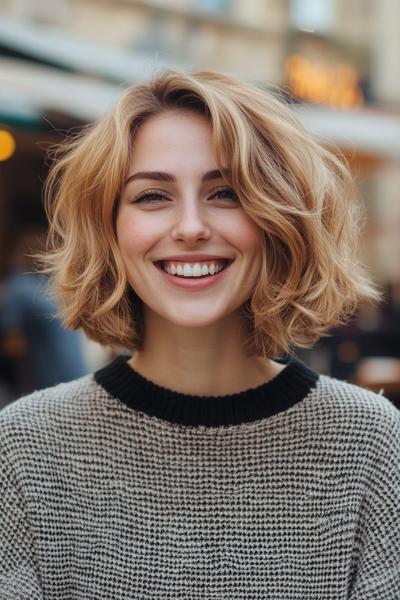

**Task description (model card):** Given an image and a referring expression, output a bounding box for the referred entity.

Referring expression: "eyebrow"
[124,169,231,187]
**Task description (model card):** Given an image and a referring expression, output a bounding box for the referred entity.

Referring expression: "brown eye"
[210,187,239,201]
[133,191,168,204]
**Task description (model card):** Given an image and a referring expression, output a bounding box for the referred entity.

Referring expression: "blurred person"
[0,226,90,401]
[0,70,399,599]
[0,352,16,409]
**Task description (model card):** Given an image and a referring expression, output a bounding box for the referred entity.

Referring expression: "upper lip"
[154,255,233,263]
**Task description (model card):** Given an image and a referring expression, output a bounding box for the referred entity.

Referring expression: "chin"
[170,315,224,328]
[159,308,228,329]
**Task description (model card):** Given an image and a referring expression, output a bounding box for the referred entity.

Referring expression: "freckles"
[119,228,151,252]
[117,211,167,251]
[233,213,264,251]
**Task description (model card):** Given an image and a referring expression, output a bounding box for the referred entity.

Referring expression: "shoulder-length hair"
[34,69,382,358]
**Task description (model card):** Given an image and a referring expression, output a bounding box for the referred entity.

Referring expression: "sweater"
[0,353,399,599]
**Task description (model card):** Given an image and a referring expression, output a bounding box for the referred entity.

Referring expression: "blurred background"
[1,0,400,408]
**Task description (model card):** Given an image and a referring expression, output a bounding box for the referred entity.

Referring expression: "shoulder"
[317,373,399,424]
[0,374,107,456]
[309,373,400,454]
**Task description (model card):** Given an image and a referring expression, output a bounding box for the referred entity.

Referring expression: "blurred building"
[1,0,288,81]
[286,0,400,288]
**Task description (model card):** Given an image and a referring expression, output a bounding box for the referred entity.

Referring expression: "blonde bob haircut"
[34,69,382,359]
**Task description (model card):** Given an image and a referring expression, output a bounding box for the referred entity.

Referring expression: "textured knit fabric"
[0,353,399,599]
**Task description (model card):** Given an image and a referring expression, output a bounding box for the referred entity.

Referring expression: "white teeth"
[183,264,194,277]
[162,261,227,278]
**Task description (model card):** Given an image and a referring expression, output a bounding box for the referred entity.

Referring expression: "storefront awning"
[0,57,120,124]
[296,103,400,161]
[0,16,179,83]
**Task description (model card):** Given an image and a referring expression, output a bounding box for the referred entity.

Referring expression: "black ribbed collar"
[94,354,319,427]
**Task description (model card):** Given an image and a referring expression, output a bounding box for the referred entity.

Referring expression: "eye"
[132,186,239,205]
[133,190,169,204]
[209,187,239,202]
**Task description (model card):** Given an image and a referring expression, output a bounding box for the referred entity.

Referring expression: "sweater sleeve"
[0,445,43,599]
[348,405,400,599]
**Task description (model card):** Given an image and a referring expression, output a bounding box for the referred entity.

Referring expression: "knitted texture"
[0,361,399,599]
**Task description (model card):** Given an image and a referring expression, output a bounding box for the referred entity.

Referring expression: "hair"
[33,69,382,359]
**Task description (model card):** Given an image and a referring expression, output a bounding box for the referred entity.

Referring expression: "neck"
[128,309,285,396]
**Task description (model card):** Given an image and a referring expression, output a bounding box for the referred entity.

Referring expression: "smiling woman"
[0,70,399,599]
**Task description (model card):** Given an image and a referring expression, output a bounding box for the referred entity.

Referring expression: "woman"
[0,70,398,599]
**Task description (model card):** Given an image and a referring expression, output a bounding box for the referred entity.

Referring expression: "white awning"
[296,103,400,161]
[0,16,180,83]
[0,57,120,122]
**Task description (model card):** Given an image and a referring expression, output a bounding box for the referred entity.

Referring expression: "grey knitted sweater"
[0,354,399,599]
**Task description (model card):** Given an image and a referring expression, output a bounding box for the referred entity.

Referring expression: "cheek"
[116,210,164,255]
[228,211,264,254]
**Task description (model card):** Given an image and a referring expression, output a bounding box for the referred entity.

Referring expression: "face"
[116,109,264,330]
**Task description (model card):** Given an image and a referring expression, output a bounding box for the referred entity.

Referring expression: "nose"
[171,198,212,244]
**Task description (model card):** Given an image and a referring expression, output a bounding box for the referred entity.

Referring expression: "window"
[290,0,333,32]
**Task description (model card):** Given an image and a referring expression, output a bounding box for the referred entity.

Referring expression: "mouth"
[153,259,234,278]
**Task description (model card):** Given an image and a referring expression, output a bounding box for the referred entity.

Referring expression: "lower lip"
[154,262,233,290]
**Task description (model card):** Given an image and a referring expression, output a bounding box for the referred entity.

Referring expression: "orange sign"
[285,54,364,109]
[0,130,16,161]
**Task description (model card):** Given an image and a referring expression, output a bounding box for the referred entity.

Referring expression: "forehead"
[129,110,216,170]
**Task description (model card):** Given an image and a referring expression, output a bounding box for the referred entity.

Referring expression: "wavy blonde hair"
[34,69,382,358]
